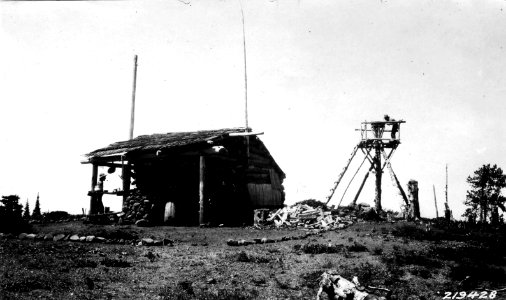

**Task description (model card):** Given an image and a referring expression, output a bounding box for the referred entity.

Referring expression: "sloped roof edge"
[85,127,251,158]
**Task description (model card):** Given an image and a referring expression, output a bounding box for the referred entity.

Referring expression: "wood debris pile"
[316,270,390,300]
[254,204,353,230]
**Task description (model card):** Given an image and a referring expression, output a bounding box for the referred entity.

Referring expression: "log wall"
[121,135,284,225]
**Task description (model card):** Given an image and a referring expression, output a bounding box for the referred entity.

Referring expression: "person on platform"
[384,114,399,139]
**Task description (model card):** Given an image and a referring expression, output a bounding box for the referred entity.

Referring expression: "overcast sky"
[1,0,505,218]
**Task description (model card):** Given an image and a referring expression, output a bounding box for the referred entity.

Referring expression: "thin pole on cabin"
[239,0,248,130]
[445,164,448,206]
[130,55,138,140]
[123,55,137,208]
[433,184,439,218]
[239,0,251,164]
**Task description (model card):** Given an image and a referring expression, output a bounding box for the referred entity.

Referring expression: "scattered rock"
[227,239,239,246]
[85,236,95,242]
[53,234,66,242]
[260,237,274,243]
[141,238,154,246]
[135,219,149,227]
[79,236,86,242]
[206,278,216,284]
[152,240,163,246]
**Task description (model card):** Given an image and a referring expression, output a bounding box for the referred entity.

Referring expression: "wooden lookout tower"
[326,116,408,211]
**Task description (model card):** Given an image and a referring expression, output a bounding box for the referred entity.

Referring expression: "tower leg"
[352,169,371,206]
[374,146,382,211]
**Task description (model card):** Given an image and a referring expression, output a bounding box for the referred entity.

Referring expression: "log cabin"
[82,128,285,226]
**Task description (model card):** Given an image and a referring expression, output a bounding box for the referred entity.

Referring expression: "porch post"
[89,164,98,215]
[122,164,131,212]
[199,156,206,225]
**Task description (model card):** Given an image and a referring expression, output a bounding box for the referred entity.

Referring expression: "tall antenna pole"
[239,1,248,130]
[445,164,448,206]
[444,164,452,220]
[129,55,138,140]
[239,0,250,165]
[433,184,439,218]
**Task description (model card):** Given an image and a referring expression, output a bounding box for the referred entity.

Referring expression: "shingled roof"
[85,127,251,158]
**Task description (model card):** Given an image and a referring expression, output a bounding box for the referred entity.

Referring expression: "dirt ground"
[1,221,505,300]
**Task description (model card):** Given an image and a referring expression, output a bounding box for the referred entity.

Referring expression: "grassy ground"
[0,221,505,299]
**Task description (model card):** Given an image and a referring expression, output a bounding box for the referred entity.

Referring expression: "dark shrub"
[234,251,270,263]
[100,258,131,268]
[371,247,383,255]
[300,243,343,254]
[0,195,30,233]
[42,211,70,222]
[347,241,368,252]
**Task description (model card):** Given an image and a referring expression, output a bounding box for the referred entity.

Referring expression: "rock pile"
[121,190,155,226]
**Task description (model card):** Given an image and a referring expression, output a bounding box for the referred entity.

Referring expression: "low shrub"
[371,246,383,255]
[100,258,131,268]
[382,246,440,268]
[234,251,270,263]
[300,270,325,288]
[347,241,368,252]
[298,243,343,254]
[42,211,70,221]
[159,283,258,300]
